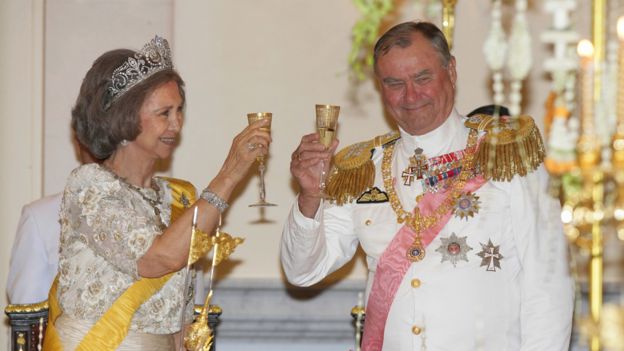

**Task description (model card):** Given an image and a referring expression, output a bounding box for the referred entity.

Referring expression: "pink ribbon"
[361,175,486,351]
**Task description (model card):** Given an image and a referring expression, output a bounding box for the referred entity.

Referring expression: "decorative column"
[441,0,458,50]
[578,40,601,170]
[483,0,507,106]
[613,16,624,239]
[506,0,532,116]
[593,0,607,102]
[589,2,607,350]
[542,0,580,176]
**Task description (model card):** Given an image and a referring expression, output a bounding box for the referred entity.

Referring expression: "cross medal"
[402,148,428,186]
[477,240,504,272]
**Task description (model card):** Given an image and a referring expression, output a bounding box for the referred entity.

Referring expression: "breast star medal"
[435,232,473,267]
[476,239,503,271]
[453,192,481,220]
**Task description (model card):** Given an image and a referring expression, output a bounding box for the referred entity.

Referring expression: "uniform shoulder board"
[465,114,545,181]
[326,131,399,205]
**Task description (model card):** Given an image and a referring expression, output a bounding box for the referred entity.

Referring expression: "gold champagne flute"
[315,104,340,199]
[247,112,277,207]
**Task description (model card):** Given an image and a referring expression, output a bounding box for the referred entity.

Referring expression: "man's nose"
[404,82,420,103]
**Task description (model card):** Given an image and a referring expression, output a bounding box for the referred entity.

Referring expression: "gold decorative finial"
[442,0,458,50]
[184,291,214,351]
[185,218,243,350]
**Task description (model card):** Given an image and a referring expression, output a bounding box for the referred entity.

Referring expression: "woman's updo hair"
[71,49,185,160]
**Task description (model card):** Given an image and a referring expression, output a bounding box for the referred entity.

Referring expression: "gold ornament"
[356,186,389,203]
[465,114,546,182]
[326,131,399,205]
[188,229,243,266]
[382,129,479,262]
[189,229,212,265]
[211,231,244,266]
[184,291,214,351]
[185,215,243,350]
[442,0,458,49]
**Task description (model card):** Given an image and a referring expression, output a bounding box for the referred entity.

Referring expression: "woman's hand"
[208,119,272,199]
[140,121,271,278]
[290,133,338,218]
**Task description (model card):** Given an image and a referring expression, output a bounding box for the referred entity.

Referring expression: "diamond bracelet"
[200,188,229,213]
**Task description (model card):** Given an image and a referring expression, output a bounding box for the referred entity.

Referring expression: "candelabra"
[545,1,624,350]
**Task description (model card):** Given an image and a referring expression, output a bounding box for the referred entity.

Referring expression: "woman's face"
[132,80,184,161]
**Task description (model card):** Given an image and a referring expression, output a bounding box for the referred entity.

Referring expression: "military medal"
[382,129,480,265]
[402,148,429,186]
[407,240,426,262]
[453,192,481,220]
[422,166,463,192]
[476,239,503,271]
[435,232,472,267]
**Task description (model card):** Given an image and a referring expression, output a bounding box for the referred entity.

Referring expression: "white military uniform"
[7,193,62,304]
[281,109,574,350]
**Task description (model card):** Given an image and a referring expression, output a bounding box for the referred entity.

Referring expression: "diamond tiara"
[105,35,173,110]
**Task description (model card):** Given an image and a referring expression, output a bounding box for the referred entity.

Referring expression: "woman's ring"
[247,143,256,151]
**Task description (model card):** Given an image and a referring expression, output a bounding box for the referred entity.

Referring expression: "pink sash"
[361,175,487,350]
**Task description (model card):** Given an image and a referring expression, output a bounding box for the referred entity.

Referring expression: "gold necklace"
[381,129,479,262]
[101,164,166,230]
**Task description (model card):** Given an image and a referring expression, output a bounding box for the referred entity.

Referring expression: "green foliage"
[562,171,583,203]
[349,0,394,81]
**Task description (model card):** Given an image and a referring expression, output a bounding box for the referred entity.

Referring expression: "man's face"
[376,33,457,136]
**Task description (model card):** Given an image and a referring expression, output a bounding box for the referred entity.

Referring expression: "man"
[281,22,573,350]
[7,193,63,304]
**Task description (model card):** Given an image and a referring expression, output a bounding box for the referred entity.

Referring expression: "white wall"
[1,0,44,347]
[44,0,174,194]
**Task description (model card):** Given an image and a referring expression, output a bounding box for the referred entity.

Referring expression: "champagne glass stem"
[319,159,327,194]
[258,161,267,203]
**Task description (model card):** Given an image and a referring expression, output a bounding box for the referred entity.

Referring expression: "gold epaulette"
[465,114,545,182]
[326,131,400,205]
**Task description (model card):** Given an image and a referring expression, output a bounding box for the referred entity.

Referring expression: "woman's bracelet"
[200,188,229,213]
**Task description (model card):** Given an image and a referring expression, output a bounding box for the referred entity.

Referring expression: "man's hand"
[290,133,339,218]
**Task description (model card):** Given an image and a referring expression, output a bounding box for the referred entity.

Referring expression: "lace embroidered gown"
[55,164,195,350]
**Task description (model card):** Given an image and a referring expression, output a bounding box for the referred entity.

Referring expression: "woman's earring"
[120,139,129,147]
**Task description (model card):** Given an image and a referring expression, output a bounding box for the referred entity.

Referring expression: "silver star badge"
[435,232,473,267]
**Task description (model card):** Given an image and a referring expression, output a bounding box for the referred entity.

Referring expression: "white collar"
[396,109,467,157]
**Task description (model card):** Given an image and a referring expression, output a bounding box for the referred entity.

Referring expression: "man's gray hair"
[373,21,452,71]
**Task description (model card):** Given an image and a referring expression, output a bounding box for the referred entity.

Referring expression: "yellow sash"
[44,178,198,350]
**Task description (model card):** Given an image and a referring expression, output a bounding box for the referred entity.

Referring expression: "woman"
[43,36,270,350]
